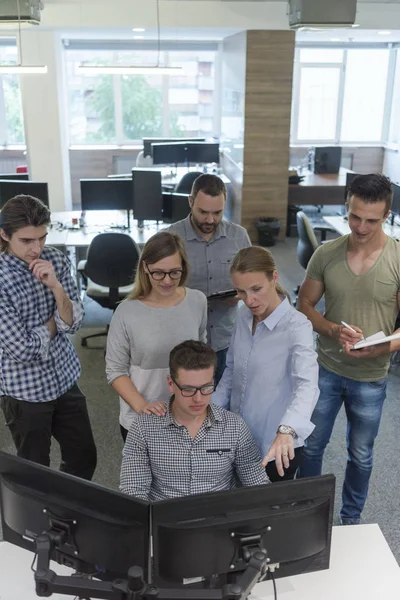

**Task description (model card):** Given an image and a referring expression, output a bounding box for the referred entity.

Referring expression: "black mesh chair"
[174,171,203,194]
[294,211,335,304]
[78,233,140,347]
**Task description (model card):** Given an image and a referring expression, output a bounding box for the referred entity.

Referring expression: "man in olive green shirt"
[298,174,400,525]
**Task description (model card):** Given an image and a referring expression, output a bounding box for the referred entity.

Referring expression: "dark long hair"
[0,195,50,252]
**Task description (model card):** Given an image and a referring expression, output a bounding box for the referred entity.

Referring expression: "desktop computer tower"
[309,147,342,174]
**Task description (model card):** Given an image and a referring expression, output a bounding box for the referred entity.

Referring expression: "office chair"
[136,151,153,168]
[174,171,203,194]
[78,233,140,347]
[294,211,335,304]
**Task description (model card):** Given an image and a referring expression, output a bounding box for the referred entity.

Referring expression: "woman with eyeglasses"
[106,231,207,442]
[213,246,319,482]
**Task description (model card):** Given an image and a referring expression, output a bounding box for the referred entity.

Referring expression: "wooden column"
[221,30,295,241]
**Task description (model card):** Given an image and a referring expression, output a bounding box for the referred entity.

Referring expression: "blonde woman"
[106,231,207,441]
[213,246,319,482]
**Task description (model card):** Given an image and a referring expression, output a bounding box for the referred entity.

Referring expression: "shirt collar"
[183,214,227,243]
[162,396,223,428]
[245,296,291,332]
[1,251,31,274]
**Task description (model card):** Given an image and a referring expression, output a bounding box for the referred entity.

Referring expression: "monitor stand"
[33,527,270,600]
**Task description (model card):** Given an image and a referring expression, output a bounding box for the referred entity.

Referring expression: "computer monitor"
[143,137,206,158]
[1,450,335,600]
[0,450,150,595]
[153,475,335,584]
[344,172,361,200]
[132,169,163,222]
[152,142,188,166]
[162,191,190,223]
[391,183,400,215]
[313,147,342,174]
[80,178,132,211]
[0,180,49,208]
[186,142,220,165]
[80,178,133,228]
[0,173,29,180]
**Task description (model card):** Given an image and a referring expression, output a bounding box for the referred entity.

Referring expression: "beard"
[191,214,218,234]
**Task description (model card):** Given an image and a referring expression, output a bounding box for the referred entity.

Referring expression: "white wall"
[19,30,71,211]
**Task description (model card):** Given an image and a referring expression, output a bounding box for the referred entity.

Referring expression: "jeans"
[300,365,387,522]
[1,384,97,481]
[215,348,228,385]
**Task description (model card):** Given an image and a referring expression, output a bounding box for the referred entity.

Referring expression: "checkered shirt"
[120,401,269,501]
[0,247,83,402]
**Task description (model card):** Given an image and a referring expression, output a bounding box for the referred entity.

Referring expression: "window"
[341,50,389,142]
[388,50,400,145]
[292,46,392,144]
[297,67,341,141]
[0,42,25,146]
[65,46,217,145]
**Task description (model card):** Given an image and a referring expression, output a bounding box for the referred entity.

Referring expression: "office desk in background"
[109,166,230,188]
[323,215,400,240]
[288,167,352,206]
[50,210,167,249]
[1,525,399,600]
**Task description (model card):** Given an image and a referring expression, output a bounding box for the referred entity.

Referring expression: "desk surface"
[1,525,399,600]
[49,210,168,248]
[288,168,352,206]
[323,215,400,240]
[293,167,351,188]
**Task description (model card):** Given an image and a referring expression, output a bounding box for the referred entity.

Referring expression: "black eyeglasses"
[146,264,183,281]
[171,377,216,398]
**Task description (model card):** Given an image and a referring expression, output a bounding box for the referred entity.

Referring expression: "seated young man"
[120,340,269,501]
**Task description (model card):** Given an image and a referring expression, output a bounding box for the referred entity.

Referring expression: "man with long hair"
[0,194,96,479]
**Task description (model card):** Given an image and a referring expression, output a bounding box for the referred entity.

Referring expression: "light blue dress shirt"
[213,298,319,458]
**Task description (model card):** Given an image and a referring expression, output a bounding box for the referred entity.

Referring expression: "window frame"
[0,39,25,148]
[291,43,398,147]
[63,40,219,147]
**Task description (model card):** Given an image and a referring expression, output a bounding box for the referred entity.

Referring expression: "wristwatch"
[277,424,297,438]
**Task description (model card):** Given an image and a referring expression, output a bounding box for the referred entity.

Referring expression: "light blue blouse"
[213,298,319,458]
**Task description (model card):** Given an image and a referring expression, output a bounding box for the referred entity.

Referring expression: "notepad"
[352,330,400,350]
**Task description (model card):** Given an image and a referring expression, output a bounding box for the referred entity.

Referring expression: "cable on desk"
[270,569,277,600]
[30,552,38,572]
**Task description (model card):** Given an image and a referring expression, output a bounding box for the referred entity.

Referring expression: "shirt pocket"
[202,448,233,476]
[219,257,234,283]
[373,279,398,306]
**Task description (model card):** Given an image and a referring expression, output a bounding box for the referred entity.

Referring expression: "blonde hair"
[127,231,189,300]
[231,246,291,302]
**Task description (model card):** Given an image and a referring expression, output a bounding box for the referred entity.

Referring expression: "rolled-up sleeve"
[54,256,84,334]
[279,319,319,442]
[105,306,132,384]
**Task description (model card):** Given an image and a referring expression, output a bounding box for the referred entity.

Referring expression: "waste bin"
[255,217,281,247]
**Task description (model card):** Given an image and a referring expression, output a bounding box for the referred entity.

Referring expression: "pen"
[341,321,364,340]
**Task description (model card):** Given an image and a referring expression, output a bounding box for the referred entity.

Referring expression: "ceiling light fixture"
[0,0,47,74]
[79,0,182,76]
[132,28,145,32]
[378,30,391,36]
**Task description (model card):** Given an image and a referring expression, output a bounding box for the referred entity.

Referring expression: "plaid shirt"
[120,401,269,501]
[0,247,83,402]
